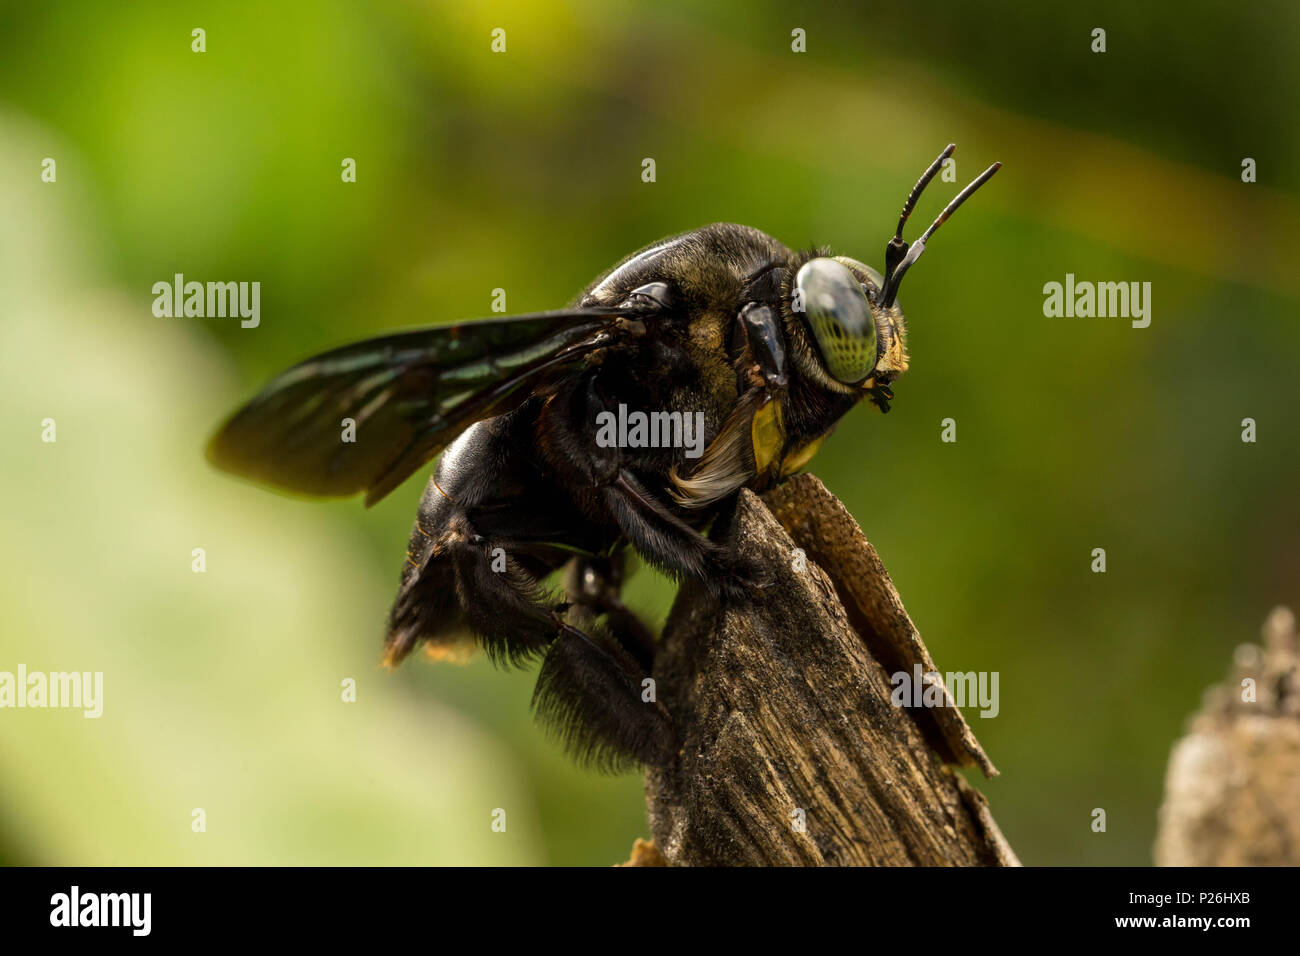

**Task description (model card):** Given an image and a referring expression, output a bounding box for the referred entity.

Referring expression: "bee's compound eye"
[794,258,877,384]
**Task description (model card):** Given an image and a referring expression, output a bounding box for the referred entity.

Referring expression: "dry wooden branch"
[640,474,1017,866]
[1155,605,1300,866]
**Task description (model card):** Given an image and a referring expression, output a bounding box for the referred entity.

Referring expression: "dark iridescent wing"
[208,308,636,506]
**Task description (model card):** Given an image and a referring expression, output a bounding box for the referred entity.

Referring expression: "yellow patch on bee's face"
[750,398,785,473]
[876,312,909,376]
[751,398,829,478]
[890,326,908,372]
[779,434,826,476]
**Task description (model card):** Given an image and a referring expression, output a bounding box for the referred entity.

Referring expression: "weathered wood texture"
[1155,605,1300,866]
[643,474,1017,866]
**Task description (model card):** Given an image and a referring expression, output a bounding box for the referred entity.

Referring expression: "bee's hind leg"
[532,617,676,771]
[452,539,675,769]
[432,521,675,770]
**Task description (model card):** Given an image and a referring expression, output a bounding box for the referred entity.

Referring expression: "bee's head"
[791,145,1000,401]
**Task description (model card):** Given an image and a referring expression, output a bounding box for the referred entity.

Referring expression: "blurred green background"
[1,0,1297,865]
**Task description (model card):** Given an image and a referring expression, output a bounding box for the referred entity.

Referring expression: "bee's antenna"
[880,157,1001,309]
[883,144,955,288]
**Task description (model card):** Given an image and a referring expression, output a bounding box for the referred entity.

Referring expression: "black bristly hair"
[879,145,1001,309]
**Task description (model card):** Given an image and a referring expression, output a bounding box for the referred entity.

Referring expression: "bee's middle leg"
[564,552,656,672]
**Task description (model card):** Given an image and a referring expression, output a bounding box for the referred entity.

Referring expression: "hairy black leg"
[532,622,674,771]
[565,553,656,672]
[603,469,764,600]
[443,534,675,769]
[380,407,675,767]
[445,525,563,668]
[408,497,675,767]
[548,376,764,601]
[386,412,585,667]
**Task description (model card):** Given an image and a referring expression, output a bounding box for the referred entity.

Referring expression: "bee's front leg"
[551,375,767,600]
[601,468,766,601]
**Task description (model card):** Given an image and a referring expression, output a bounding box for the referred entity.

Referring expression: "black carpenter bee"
[209,145,999,769]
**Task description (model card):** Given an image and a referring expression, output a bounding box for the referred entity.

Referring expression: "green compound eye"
[794,258,877,384]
